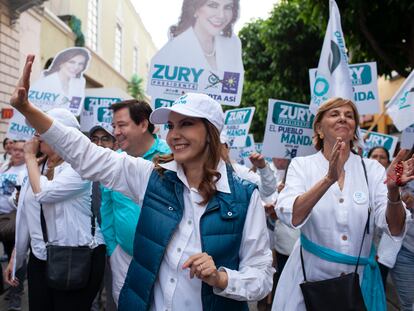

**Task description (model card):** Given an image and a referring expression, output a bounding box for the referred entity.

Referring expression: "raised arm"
[10,55,153,204]
[289,139,345,227]
[10,55,53,134]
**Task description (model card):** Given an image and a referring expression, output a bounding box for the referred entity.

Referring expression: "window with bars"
[114,23,122,72]
[87,0,99,51]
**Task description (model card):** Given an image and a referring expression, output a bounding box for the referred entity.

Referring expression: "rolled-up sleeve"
[257,164,277,198]
[275,157,310,229]
[41,120,154,205]
[213,189,275,301]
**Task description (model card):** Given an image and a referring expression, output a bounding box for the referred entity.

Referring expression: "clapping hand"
[325,137,346,184]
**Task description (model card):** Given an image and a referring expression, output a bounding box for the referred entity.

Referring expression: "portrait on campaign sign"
[28,47,90,116]
[147,0,244,107]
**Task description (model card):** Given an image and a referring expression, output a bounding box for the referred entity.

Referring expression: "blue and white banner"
[147,0,244,107]
[223,107,255,147]
[386,70,414,131]
[361,130,398,158]
[80,88,130,132]
[309,0,353,114]
[263,99,316,159]
[309,62,379,115]
[6,110,35,141]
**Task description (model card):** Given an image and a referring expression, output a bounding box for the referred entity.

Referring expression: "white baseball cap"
[26,108,80,130]
[47,108,80,129]
[149,93,224,131]
[89,123,114,138]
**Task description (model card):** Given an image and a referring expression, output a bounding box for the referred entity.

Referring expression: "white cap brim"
[150,105,207,125]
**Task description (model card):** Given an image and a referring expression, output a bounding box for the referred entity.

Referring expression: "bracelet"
[387,195,402,205]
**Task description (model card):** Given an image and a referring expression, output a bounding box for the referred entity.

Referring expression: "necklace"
[204,46,216,57]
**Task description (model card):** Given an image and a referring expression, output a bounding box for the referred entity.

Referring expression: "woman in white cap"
[9,55,274,311]
[4,107,106,311]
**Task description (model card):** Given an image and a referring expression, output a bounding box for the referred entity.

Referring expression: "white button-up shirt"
[13,162,105,274]
[42,121,275,310]
[273,151,409,311]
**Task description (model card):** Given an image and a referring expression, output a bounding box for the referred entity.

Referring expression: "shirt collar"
[142,135,160,160]
[158,159,231,194]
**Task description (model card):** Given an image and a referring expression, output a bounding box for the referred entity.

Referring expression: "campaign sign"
[80,88,130,132]
[255,143,272,163]
[309,62,379,115]
[6,110,35,141]
[146,0,244,107]
[401,125,414,149]
[29,47,91,116]
[223,107,255,147]
[239,135,256,168]
[263,100,315,159]
[154,98,175,139]
[361,130,398,158]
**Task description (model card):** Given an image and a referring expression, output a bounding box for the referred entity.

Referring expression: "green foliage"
[238,1,323,141]
[68,16,85,47]
[293,0,414,77]
[128,74,145,100]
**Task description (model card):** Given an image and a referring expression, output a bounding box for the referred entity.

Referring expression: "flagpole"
[363,110,387,141]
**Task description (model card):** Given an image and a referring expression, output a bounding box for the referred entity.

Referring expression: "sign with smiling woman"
[147,0,244,107]
[28,47,91,116]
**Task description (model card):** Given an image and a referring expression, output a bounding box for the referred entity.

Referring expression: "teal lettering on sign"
[273,102,314,129]
[225,109,252,125]
[97,107,113,123]
[84,97,122,111]
[10,122,35,135]
[155,98,174,109]
[227,129,246,136]
[350,65,372,86]
[281,133,312,146]
[28,90,59,102]
[152,64,204,83]
[354,91,375,101]
[365,134,392,150]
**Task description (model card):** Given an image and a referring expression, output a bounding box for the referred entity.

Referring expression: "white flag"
[386,70,414,131]
[309,0,353,114]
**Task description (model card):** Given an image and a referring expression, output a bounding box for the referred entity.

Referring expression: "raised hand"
[10,54,35,111]
[23,137,40,158]
[386,149,414,190]
[249,152,266,169]
[325,137,346,184]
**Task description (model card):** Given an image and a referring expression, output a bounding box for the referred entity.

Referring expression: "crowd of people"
[0,53,413,311]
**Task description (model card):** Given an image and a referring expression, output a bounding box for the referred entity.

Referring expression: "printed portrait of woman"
[147,0,244,107]
[29,47,90,116]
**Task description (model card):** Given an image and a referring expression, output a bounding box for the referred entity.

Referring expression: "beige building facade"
[0,0,156,140]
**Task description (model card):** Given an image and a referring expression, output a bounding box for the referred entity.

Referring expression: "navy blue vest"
[118,164,256,311]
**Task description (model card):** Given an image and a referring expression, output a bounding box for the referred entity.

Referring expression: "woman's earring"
[319,132,324,139]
